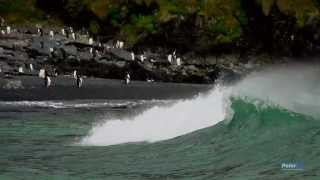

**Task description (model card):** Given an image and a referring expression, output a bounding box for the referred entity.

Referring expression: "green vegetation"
[257,0,319,26]
[121,14,156,45]
[0,0,319,48]
[0,0,44,24]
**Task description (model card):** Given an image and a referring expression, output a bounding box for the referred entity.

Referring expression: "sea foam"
[81,85,232,146]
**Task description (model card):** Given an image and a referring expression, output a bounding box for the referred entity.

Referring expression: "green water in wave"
[0,99,319,180]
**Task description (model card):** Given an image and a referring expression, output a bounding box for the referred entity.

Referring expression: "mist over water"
[81,63,320,146]
[232,63,320,117]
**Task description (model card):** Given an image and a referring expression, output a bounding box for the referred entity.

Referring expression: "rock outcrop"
[0,28,231,84]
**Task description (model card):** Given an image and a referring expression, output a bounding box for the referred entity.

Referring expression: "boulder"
[61,45,78,56]
[109,48,132,61]
[30,37,59,56]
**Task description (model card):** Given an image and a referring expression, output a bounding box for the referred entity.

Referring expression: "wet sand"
[0,75,213,101]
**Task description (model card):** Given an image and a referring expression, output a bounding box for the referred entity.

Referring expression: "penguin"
[49,30,54,39]
[125,72,131,85]
[71,33,76,40]
[29,64,34,71]
[39,69,45,79]
[76,75,83,88]
[89,38,94,45]
[49,48,54,57]
[119,41,124,49]
[168,54,173,63]
[176,57,182,66]
[73,70,77,79]
[53,68,58,77]
[45,75,51,88]
[6,26,11,34]
[115,40,119,48]
[140,55,145,62]
[18,66,24,73]
[61,28,66,36]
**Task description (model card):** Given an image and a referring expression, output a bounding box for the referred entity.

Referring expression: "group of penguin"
[39,69,83,88]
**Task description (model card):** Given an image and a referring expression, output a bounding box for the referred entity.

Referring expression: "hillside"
[0,0,320,55]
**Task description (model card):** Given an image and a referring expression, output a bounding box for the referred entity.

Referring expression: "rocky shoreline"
[0,26,277,85]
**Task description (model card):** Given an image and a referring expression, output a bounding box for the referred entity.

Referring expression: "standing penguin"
[125,72,131,85]
[71,33,76,40]
[6,26,11,34]
[18,66,24,74]
[39,68,45,79]
[61,28,66,36]
[176,57,182,66]
[49,30,54,39]
[53,68,58,77]
[88,38,94,45]
[168,54,173,64]
[29,64,34,71]
[76,75,83,88]
[45,75,52,88]
[73,70,77,79]
[119,41,124,49]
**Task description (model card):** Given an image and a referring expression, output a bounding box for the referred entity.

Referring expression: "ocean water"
[1,64,320,180]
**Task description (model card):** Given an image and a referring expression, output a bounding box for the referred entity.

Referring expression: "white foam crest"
[81,85,232,146]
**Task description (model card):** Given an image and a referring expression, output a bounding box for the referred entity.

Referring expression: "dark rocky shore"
[0,26,265,86]
[0,26,268,101]
[1,25,311,101]
[1,25,318,101]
